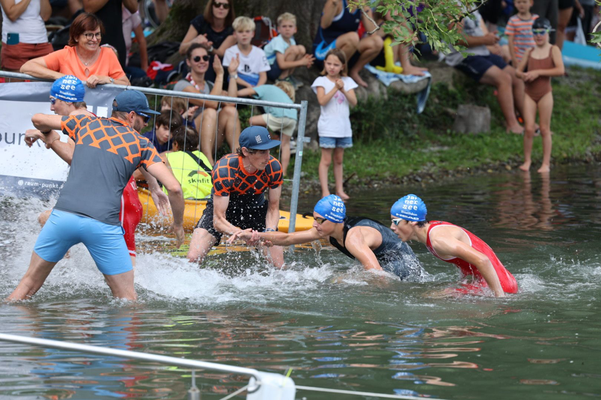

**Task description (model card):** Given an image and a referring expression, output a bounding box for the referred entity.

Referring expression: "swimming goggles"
[391,218,405,226]
[314,216,327,224]
[532,29,551,36]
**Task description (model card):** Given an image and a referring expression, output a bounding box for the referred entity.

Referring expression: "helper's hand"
[150,186,170,216]
[228,228,252,243]
[168,224,185,248]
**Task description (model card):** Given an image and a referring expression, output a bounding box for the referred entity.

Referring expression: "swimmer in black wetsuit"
[230,195,425,280]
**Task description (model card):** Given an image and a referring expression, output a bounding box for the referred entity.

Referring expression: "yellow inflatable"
[137,188,315,233]
[375,36,403,74]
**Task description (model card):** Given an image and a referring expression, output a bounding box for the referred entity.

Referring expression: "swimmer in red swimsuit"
[389,194,518,297]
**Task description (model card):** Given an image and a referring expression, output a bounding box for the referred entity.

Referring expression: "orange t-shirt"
[43,46,126,81]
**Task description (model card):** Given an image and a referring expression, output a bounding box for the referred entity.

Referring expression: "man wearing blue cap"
[27,77,171,268]
[230,195,424,280]
[187,126,285,267]
[9,89,186,302]
[390,194,518,297]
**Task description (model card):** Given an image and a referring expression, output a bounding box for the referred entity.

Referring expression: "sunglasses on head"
[193,55,210,63]
[532,29,549,36]
[391,218,405,226]
[213,1,230,9]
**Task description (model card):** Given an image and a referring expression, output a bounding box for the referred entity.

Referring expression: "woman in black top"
[179,0,236,83]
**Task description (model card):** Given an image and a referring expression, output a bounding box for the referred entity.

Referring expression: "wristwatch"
[231,73,238,79]
[109,77,115,84]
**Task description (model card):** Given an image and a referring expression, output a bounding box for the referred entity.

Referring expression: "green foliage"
[349,0,482,54]
[295,67,601,182]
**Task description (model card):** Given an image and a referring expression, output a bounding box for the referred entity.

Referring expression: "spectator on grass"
[161,95,199,128]
[21,12,130,87]
[312,0,383,87]
[264,12,314,89]
[1,0,53,72]
[173,43,240,165]
[179,0,236,83]
[445,10,526,134]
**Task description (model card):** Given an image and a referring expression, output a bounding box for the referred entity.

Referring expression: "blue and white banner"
[0,82,122,199]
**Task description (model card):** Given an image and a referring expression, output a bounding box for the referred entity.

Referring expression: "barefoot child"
[311,48,357,200]
[516,18,564,173]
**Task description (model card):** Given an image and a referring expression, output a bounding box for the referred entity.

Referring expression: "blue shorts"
[319,136,353,149]
[267,60,282,81]
[455,54,507,83]
[34,210,132,276]
[314,39,338,61]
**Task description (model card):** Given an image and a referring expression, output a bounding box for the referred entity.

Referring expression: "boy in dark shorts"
[187,126,284,267]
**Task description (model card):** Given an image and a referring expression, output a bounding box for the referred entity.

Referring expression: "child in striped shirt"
[505,0,539,66]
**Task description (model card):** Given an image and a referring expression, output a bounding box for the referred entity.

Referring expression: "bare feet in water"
[519,161,531,171]
[537,164,550,173]
[349,71,368,87]
[337,191,350,201]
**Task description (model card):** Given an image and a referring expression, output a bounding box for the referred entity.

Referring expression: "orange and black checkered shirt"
[54,114,162,226]
[212,153,282,198]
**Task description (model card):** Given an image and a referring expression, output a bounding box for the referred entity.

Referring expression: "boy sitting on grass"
[238,80,297,177]
[264,12,314,89]
[223,16,271,88]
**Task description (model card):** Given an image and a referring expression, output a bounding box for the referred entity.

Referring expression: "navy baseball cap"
[51,75,85,102]
[239,126,280,150]
[112,90,161,117]
[391,194,427,222]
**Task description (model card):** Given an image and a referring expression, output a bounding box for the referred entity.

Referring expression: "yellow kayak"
[137,188,314,233]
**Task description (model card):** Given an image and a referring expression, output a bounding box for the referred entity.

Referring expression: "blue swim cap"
[51,75,85,103]
[391,194,427,222]
[314,195,346,223]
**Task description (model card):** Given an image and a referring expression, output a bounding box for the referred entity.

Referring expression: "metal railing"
[0,333,444,400]
[0,71,309,233]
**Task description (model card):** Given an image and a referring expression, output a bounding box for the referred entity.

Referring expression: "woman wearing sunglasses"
[390,194,518,297]
[20,12,129,88]
[229,195,424,280]
[173,43,241,165]
[179,0,236,83]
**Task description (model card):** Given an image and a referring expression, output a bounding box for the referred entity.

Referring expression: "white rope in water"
[219,384,249,400]
[296,385,445,399]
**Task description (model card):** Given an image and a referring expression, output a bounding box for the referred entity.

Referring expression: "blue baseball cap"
[239,126,280,150]
[51,75,85,102]
[391,194,427,222]
[112,90,161,117]
[314,195,346,223]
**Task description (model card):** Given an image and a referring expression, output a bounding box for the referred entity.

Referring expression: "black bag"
[129,41,180,67]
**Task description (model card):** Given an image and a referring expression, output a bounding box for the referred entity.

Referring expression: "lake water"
[1,165,601,399]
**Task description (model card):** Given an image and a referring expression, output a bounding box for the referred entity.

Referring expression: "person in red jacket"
[390,194,518,297]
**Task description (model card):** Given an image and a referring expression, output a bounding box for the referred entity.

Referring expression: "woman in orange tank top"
[516,18,565,174]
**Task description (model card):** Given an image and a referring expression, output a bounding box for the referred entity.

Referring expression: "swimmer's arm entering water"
[230,228,321,246]
[431,237,505,297]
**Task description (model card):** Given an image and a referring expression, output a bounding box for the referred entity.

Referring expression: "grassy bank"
[294,66,601,186]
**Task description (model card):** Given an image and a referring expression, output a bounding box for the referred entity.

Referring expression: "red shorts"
[1,41,53,71]
[121,178,143,257]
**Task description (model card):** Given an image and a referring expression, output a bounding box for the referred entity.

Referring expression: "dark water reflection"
[1,165,601,399]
